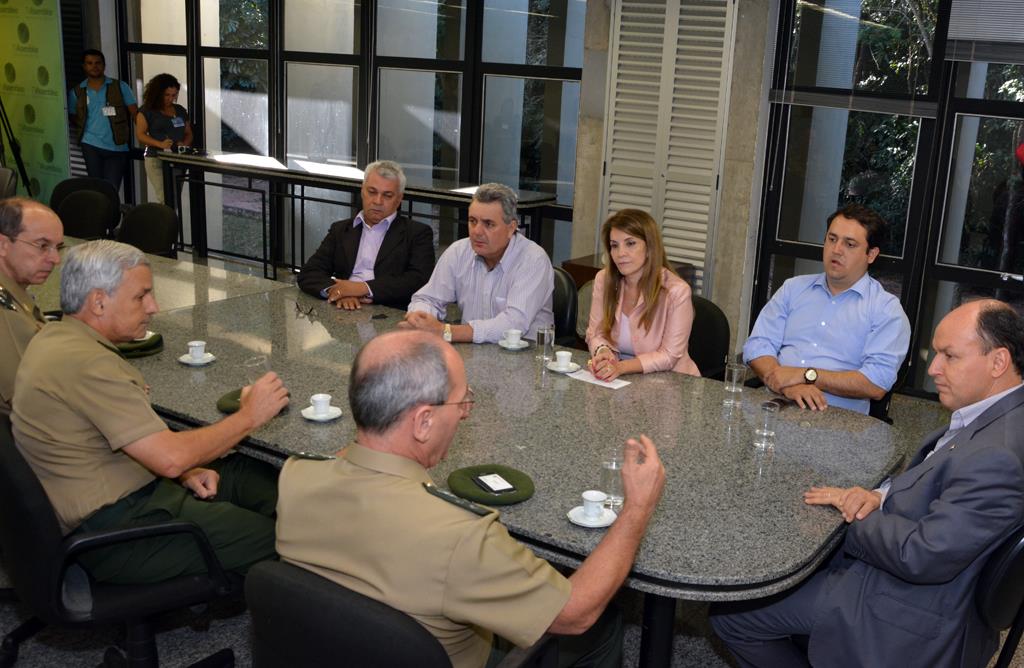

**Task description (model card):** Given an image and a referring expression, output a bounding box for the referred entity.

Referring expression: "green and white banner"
[0,0,69,203]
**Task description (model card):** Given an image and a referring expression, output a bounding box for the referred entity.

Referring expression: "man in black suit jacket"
[712,299,1024,668]
[297,160,434,310]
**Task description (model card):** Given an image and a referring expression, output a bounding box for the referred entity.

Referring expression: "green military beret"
[447,464,534,506]
[117,332,164,358]
[216,388,242,414]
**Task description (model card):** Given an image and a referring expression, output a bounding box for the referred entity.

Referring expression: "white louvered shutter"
[600,0,735,294]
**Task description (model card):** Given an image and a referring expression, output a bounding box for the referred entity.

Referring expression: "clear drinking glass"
[535,325,555,362]
[754,401,780,448]
[723,362,745,405]
[243,355,270,385]
[600,444,624,511]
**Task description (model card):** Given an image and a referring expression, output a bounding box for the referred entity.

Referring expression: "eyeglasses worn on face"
[7,235,65,255]
[433,386,475,415]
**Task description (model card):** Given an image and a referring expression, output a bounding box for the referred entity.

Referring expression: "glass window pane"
[788,0,937,96]
[284,0,360,54]
[203,174,270,261]
[482,0,584,68]
[376,0,464,59]
[126,0,186,45]
[286,63,358,169]
[938,115,1024,273]
[203,58,269,155]
[201,0,269,49]
[481,75,579,205]
[129,53,189,108]
[378,69,461,183]
[285,188,357,266]
[776,104,919,257]
[954,61,1024,103]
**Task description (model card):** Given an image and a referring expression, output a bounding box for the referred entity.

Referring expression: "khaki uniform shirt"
[276,445,571,668]
[12,317,165,534]
[0,269,46,417]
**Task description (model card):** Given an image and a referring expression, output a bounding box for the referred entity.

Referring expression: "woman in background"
[135,73,192,203]
[586,208,700,381]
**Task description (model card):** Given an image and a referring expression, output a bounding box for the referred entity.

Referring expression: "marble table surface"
[29,249,288,313]
[132,287,944,601]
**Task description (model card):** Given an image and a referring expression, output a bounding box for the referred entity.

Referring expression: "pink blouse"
[586,268,700,376]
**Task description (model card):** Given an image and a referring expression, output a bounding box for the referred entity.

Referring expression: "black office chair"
[247,560,451,668]
[689,295,730,380]
[56,190,119,240]
[552,266,578,347]
[0,416,237,668]
[119,203,178,257]
[0,167,16,199]
[576,280,593,343]
[246,560,557,668]
[976,523,1024,668]
[50,176,121,215]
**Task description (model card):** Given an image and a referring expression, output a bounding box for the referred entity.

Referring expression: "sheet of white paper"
[567,369,631,389]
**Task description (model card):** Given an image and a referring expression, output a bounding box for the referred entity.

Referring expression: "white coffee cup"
[503,329,522,345]
[311,393,332,416]
[555,350,572,370]
[582,490,608,519]
[188,340,206,361]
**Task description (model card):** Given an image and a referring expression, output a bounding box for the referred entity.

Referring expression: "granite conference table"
[29,245,288,314]
[132,287,905,667]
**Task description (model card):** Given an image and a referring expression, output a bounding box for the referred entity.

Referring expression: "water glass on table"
[600,444,625,511]
[243,355,271,385]
[535,325,555,362]
[723,361,745,406]
[753,400,780,448]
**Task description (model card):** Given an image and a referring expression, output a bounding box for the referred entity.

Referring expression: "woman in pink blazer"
[586,209,700,381]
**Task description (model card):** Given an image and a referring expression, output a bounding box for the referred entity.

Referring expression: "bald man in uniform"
[13,240,289,584]
[276,330,667,668]
[0,197,63,417]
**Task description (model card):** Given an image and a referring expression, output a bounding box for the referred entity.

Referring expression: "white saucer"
[178,352,216,366]
[498,339,529,351]
[567,506,617,528]
[547,361,581,374]
[134,330,156,342]
[301,405,343,422]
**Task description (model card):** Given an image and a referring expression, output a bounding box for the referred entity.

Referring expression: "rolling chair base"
[0,615,234,668]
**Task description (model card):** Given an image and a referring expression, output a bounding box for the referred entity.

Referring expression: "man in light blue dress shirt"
[402,183,554,344]
[743,204,910,414]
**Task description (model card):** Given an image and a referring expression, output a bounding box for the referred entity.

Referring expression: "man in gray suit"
[712,299,1024,668]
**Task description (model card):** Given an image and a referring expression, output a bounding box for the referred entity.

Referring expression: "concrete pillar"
[709,0,775,352]
[568,0,609,260]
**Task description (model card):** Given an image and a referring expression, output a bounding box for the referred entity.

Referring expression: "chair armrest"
[62,520,232,593]
[495,634,558,668]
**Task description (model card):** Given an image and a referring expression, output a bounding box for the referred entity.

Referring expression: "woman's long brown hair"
[600,209,677,341]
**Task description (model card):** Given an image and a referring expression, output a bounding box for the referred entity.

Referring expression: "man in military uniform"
[0,197,63,417]
[12,240,289,584]
[276,330,667,668]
